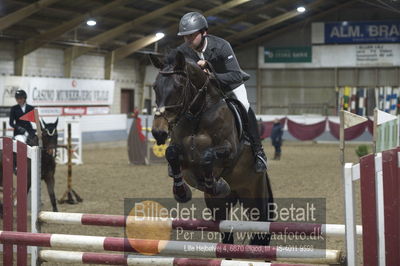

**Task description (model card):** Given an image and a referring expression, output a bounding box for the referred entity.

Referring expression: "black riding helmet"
[15,89,27,99]
[177,12,208,36]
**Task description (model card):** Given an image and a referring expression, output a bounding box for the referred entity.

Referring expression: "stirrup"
[255,155,267,173]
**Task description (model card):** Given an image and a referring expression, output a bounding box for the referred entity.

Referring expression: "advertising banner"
[313,21,400,44]
[264,47,312,63]
[0,76,114,106]
[259,44,400,68]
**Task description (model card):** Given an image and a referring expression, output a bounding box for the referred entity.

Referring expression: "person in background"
[176,11,267,172]
[271,119,283,160]
[127,107,147,165]
[9,90,35,140]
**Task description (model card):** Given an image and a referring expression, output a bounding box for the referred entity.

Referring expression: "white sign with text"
[0,76,114,106]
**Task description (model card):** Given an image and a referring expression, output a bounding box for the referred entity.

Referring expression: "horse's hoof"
[215,178,231,197]
[173,183,192,203]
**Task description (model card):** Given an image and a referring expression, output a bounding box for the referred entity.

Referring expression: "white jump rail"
[38,211,362,237]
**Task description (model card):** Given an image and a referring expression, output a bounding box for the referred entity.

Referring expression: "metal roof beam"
[0,0,60,31]
[65,0,194,62]
[226,0,327,44]
[235,0,357,50]
[18,0,128,57]
[211,0,289,34]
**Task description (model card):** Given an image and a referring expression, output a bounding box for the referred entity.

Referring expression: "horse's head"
[41,118,58,150]
[149,50,207,145]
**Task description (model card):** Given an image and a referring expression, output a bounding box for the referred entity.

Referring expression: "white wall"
[0,41,15,75]
[25,48,64,77]
[71,54,105,79]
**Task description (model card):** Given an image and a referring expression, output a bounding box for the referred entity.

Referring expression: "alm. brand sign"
[264,47,311,63]
[325,21,400,44]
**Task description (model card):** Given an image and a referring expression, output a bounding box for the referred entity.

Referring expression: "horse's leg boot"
[247,108,267,173]
[166,145,192,203]
[203,149,231,197]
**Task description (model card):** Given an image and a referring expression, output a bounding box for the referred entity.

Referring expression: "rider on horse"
[176,12,267,173]
[9,90,36,143]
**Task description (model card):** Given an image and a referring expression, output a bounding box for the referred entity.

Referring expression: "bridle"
[42,125,58,157]
[154,66,210,130]
[43,127,57,137]
[154,69,189,116]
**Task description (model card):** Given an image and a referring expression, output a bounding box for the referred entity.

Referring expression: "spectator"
[271,119,283,160]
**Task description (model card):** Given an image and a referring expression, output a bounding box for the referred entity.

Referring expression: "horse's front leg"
[166,145,192,203]
[45,172,58,212]
[202,148,230,197]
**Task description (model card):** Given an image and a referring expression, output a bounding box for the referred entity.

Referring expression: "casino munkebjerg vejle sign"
[0,76,115,106]
[264,47,312,63]
[324,21,400,44]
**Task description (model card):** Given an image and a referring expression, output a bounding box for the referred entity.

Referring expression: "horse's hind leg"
[202,148,230,197]
[204,195,237,244]
[166,145,192,203]
[247,198,271,246]
[240,176,272,246]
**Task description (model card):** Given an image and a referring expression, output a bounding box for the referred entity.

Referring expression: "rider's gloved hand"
[197,60,216,79]
[16,126,26,135]
[197,60,207,69]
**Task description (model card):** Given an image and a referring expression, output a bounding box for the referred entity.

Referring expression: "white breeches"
[232,84,250,111]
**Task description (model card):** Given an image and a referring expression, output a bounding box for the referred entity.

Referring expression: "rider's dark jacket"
[9,104,35,136]
[177,34,249,92]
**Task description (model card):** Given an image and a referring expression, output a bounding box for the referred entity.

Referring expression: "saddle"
[225,98,249,142]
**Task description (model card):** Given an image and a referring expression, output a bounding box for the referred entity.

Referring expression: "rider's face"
[184,31,203,50]
[16,97,25,106]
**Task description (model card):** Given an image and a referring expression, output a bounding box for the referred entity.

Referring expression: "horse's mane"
[164,49,199,70]
[164,49,220,89]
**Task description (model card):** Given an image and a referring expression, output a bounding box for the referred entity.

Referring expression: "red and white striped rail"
[39,250,321,266]
[38,211,362,237]
[0,137,40,266]
[0,231,342,264]
[344,148,400,266]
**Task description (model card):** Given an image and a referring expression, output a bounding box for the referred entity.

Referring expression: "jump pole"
[38,211,362,237]
[39,250,324,266]
[0,231,342,265]
[58,123,83,204]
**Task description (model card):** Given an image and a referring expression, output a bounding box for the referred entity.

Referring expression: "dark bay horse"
[0,119,59,217]
[150,50,273,245]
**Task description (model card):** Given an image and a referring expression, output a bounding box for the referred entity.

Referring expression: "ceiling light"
[86,20,96,26]
[297,6,306,13]
[156,32,165,39]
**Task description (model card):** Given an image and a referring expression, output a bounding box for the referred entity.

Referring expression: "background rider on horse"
[9,89,36,143]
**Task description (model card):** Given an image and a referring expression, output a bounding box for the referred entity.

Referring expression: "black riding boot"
[247,108,267,173]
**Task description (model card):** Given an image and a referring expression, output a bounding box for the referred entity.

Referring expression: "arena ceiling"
[1,0,399,62]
